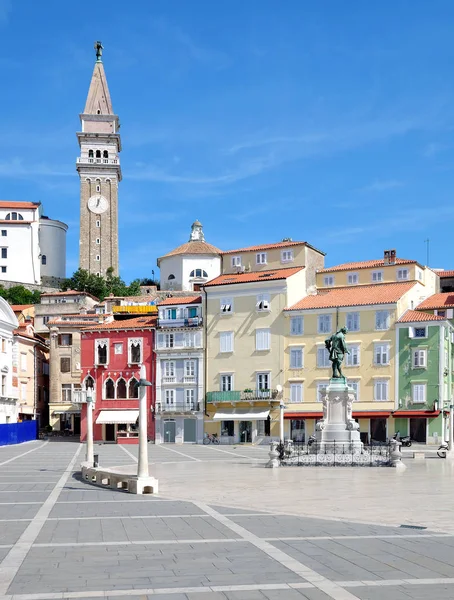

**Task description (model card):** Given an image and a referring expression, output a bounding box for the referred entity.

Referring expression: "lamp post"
[85,387,94,465]
[279,401,285,444]
[137,364,152,479]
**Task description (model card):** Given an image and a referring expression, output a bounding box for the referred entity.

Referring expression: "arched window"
[117,378,127,399]
[95,150,101,158]
[103,150,109,158]
[41,255,47,265]
[168,274,175,280]
[5,212,23,221]
[84,375,94,390]
[97,342,107,365]
[105,378,115,399]
[128,377,139,399]
[88,150,94,158]
[190,269,208,278]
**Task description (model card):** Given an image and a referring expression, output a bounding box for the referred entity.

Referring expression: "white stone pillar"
[86,391,94,465]
[137,364,149,479]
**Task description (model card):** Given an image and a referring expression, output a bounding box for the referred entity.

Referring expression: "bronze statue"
[94,41,103,62]
[325,327,350,379]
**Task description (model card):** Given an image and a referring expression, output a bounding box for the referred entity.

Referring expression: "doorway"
[105,423,115,442]
[370,418,387,442]
[410,418,427,443]
[73,414,81,436]
[291,419,305,442]
[183,419,196,443]
[239,421,252,443]
[164,420,176,443]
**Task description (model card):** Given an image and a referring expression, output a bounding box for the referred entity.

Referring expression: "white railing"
[183,376,196,383]
[162,376,176,384]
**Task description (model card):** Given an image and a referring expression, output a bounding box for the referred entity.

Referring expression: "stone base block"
[128,476,159,494]
[80,462,159,495]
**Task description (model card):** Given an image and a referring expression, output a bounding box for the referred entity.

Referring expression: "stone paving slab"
[0,504,40,520]
[209,505,272,516]
[0,521,31,545]
[49,500,206,518]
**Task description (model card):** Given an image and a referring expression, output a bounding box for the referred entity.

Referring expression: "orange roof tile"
[318,258,418,274]
[41,290,99,301]
[438,270,454,278]
[10,305,33,311]
[82,316,157,331]
[158,296,201,306]
[48,317,101,326]
[397,310,446,323]
[159,240,222,261]
[204,266,304,287]
[416,293,454,310]
[0,201,40,209]
[222,240,306,255]
[286,281,416,311]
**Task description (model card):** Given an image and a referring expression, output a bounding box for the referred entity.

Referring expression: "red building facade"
[80,317,156,444]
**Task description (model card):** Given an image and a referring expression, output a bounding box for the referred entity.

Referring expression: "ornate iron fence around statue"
[279,439,392,467]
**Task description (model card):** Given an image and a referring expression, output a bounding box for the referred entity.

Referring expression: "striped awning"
[96,410,139,424]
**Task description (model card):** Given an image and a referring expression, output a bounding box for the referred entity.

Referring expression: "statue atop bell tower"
[77,42,121,276]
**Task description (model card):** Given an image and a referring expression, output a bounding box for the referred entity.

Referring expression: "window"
[96,185,101,192]
[96,150,101,158]
[290,383,303,403]
[1,248,7,259]
[346,312,360,332]
[221,420,234,436]
[96,220,100,227]
[220,374,233,391]
[220,297,233,314]
[128,378,139,399]
[256,372,270,391]
[21,383,27,400]
[290,347,303,369]
[256,328,271,351]
[417,268,423,281]
[61,384,72,402]
[220,331,234,353]
[375,310,390,330]
[129,339,142,364]
[436,310,446,317]
[324,275,334,287]
[412,383,426,404]
[256,293,270,311]
[189,269,208,278]
[317,383,328,401]
[58,334,72,346]
[0,231,5,237]
[1,267,5,273]
[96,238,100,245]
[20,353,27,371]
[105,378,115,399]
[231,256,241,267]
[88,149,94,158]
[185,388,195,408]
[372,270,383,282]
[410,327,427,338]
[95,255,100,261]
[165,389,175,407]
[165,308,177,320]
[345,344,360,367]
[290,316,303,336]
[60,357,70,373]
[374,379,389,401]
[96,341,108,365]
[114,343,123,354]
[103,150,109,158]
[347,272,358,285]
[41,255,47,265]
[185,360,195,377]
[397,268,409,281]
[318,314,332,334]
[5,212,23,220]
[165,333,174,348]
[164,361,175,377]
[281,250,293,263]
[117,378,127,399]
[374,343,390,365]
[349,380,360,399]
[413,349,427,368]
[168,274,175,280]
[317,347,330,368]
[256,252,267,264]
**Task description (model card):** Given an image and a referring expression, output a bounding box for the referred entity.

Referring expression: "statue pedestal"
[313,379,362,452]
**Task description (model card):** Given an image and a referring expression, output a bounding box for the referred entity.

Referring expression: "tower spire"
[83,42,113,115]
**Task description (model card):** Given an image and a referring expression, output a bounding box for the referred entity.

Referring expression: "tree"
[0,285,41,305]
[60,269,142,301]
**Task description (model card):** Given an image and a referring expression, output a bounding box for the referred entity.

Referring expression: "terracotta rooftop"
[0,201,40,209]
[397,310,446,323]
[158,296,202,306]
[416,293,454,310]
[286,281,416,311]
[105,294,158,302]
[10,305,33,311]
[438,270,454,278]
[159,240,222,262]
[47,318,100,327]
[204,266,304,287]
[40,290,99,301]
[318,258,418,274]
[222,240,324,255]
[82,316,157,331]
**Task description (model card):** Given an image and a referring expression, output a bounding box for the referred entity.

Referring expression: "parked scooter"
[308,434,317,447]
[393,431,412,447]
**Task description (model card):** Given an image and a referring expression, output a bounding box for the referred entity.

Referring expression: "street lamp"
[85,386,94,465]
[137,364,152,479]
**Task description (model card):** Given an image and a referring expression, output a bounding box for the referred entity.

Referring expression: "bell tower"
[77,41,121,276]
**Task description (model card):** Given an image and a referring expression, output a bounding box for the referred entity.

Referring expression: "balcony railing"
[183,376,196,383]
[158,317,202,328]
[76,157,119,165]
[156,402,196,413]
[206,389,279,403]
[162,376,176,384]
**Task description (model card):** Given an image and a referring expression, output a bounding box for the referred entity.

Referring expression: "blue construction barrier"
[0,421,38,446]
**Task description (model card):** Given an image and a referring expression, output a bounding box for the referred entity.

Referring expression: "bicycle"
[437,442,449,458]
[203,433,220,445]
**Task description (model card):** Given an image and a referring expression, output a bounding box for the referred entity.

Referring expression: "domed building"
[157,221,222,291]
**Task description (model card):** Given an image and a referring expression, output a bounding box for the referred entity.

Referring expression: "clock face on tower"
[87,195,108,214]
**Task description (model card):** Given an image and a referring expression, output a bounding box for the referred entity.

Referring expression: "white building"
[0,298,19,424]
[155,296,204,443]
[157,221,221,291]
[0,201,67,285]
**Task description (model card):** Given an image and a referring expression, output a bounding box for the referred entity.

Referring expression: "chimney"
[384,249,396,266]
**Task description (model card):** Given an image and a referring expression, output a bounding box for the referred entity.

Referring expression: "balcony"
[206,389,279,404]
[156,402,197,414]
[183,376,196,384]
[162,376,176,384]
[76,157,119,165]
[158,317,202,328]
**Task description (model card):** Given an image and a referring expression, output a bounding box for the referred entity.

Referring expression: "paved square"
[1,441,454,599]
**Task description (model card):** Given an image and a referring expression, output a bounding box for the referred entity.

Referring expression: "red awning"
[353,411,392,419]
[284,412,323,419]
[392,410,441,418]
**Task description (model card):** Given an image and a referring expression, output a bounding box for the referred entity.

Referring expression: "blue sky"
[1,0,454,282]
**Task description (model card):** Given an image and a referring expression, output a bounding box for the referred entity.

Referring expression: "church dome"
[157,220,221,266]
